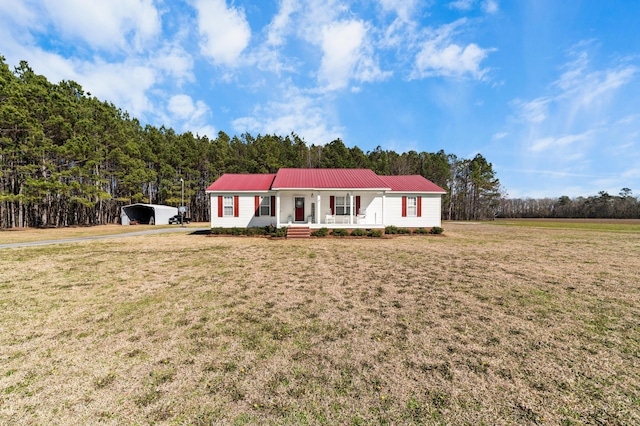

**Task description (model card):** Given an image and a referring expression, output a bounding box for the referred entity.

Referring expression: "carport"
[121,204,178,225]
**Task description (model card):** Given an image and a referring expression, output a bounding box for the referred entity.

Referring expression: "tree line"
[497,189,640,219]
[0,57,502,228]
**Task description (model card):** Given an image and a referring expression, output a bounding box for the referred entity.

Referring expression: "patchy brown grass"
[0,223,209,245]
[0,223,639,425]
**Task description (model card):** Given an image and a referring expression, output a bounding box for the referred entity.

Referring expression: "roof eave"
[272,187,392,191]
[206,189,272,193]
[388,190,447,194]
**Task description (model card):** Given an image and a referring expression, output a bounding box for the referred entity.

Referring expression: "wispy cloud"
[512,97,550,123]
[318,19,390,91]
[167,94,215,138]
[411,20,495,79]
[498,43,640,197]
[556,50,636,112]
[379,0,421,22]
[231,84,343,145]
[449,0,474,11]
[482,0,499,14]
[449,0,499,14]
[529,130,593,152]
[492,132,508,140]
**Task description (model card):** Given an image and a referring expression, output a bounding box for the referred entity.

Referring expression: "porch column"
[276,192,281,227]
[316,193,321,225]
[381,192,385,225]
[349,192,354,225]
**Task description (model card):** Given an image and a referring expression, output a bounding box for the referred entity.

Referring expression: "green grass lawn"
[491,218,640,232]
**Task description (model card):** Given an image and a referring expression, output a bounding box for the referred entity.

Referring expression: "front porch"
[274,190,385,229]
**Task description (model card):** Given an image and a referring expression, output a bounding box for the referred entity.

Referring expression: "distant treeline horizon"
[498,189,639,219]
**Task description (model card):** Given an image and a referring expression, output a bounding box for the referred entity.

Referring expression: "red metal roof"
[271,168,390,189]
[377,175,446,193]
[206,170,446,193]
[205,174,276,191]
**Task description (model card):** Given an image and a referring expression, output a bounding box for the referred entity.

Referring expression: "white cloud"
[168,95,204,120]
[379,0,420,22]
[449,0,474,11]
[482,0,499,14]
[0,0,43,31]
[82,60,157,115]
[622,168,640,179]
[500,46,640,198]
[492,132,508,140]
[252,0,300,74]
[448,0,498,14]
[13,49,158,118]
[556,51,636,107]
[40,0,161,51]
[412,20,494,79]
[509,52,636,159]
[232,85,342,145]
[414,40,492,79]
[152,45,194,86]
[166,94,215,138]
[266,0,298,47]
[193,0,251,66]
[300,0,348,39]
[530,131,592,152]
[318,19,390,91]
[513,97,551,123]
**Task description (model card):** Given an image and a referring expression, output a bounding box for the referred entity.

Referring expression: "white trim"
[276,192,281,227]
[271,187,390,191]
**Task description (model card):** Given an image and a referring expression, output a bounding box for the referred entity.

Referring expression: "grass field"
[1,222,639,424]
[0,223,208,245]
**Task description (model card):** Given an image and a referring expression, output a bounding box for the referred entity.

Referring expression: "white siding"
[422,195,442,227]
[210,194,276,228]
[279,194,296,224]
[383,194,442,228]
[359,194,383,225]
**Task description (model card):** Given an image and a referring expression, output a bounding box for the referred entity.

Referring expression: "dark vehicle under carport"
[121,204,178,225]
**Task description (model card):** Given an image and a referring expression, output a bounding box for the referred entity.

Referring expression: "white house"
[205,168,446,230]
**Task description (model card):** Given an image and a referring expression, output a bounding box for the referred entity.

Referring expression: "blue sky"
[1,0,639,198]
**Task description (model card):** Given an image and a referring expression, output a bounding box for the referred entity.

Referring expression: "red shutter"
[270,196,276,217]
[234,195,239,217]
[402,196,407,217]
[330,196,335,215]
[417,196,422,217]
[355,196,361,215]
[254,196,260,217]
[218,196,223,217]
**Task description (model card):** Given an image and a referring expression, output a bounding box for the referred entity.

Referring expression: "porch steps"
[286,226,311,239]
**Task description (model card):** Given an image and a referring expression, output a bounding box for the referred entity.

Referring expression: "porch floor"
[286,222,385,229]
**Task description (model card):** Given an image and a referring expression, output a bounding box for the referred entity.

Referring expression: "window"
[335,196,351,215]
[223,196,234,216]
[259,196,271,216]
[406,196,417,217]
